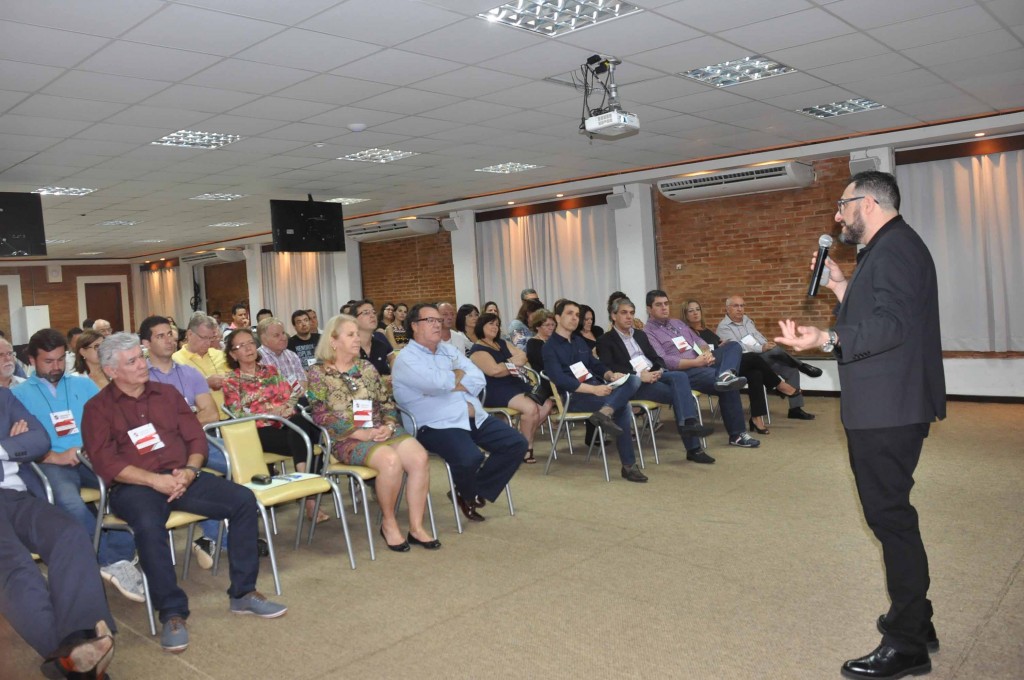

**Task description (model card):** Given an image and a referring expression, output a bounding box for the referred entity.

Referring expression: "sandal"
[305,501,330,524]
[523,448,537,464]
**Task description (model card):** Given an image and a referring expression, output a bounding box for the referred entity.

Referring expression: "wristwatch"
[184,465,202,479]
[821,328,839,353]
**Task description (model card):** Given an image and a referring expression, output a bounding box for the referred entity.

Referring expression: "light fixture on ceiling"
[797,98,885,119]
[339,148,419,163]
[556,193,564,197]
[152,130,242,149]
[476,162,542,174]
[98,219,140,227]
[45,238,71,244]
[325,197,371,205]
[679,56,797,88]
[208,221,251,227]
[33,187,96,196]
[480,1,642,37]
[974,132,986,137]
[78,251,104,255]
[507,201,515,205]
[137,239,165,243]
[347,123,368,132]
[190,193,247,201]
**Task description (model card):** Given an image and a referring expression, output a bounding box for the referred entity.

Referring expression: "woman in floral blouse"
[223,328,327,523]
[307,315,439,552]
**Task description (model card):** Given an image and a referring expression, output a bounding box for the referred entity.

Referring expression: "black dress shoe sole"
[787,411,816,420]
[877,616,940,653]
[680,424,715,437]
[840,660,931,680]
[799,364,823,378]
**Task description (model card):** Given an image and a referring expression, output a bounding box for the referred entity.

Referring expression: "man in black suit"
[596,297,716,463]
[775,171,945,680]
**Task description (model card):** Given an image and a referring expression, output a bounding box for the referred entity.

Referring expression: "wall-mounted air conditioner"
[180,250,246,265]
[344,218,440,243]
[657,162,816,203]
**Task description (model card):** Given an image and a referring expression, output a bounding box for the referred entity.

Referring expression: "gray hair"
[187,311,218,333]
[256,317,285,340]
[609,297,635,314]
[98,332,140,370]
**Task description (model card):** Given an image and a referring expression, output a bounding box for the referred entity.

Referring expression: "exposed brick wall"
[360,231,457,308]
[0,264,135,336]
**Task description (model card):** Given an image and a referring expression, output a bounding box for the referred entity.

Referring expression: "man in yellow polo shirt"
[172,313,229,415]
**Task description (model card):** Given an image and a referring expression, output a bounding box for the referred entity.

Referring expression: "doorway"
[84,283,125,332]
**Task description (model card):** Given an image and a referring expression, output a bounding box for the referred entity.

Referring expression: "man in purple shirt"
[644,290,760,449]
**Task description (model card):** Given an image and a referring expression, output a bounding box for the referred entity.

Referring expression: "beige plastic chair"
[541,372,614,481]
[208,414,353,595]
[629,399,663,466]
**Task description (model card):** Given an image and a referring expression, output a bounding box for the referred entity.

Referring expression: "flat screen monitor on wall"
[270,198,345,252]
[0,192,46,257]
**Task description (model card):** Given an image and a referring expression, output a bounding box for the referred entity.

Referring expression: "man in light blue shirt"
[12,328,144,602]
[393,303,526,522]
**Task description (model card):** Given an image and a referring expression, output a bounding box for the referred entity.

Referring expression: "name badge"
[306,357,317,366]
[50,410,79,437]
[353,399,373,428]
[127,423,165,455]
[629,356,652,373]
[671,336,691,351]
[569,361,591,383]
[740,333,759,348]
[504,361,520,377]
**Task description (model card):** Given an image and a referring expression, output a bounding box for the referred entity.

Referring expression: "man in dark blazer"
[1,387,116,678]
[775,171,945,680]
[596,297,716,463]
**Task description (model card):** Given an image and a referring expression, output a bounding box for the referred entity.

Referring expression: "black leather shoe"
[679,418,714,437]
[841,644,930,679]
[256,538,270,558]
[788,407,816,420]
[685,448,715,464]
[379,526,410,552]
[447,491,486,521]
[407,532,442,550]
[621,464,648,483]
[798,362,823,378]
[877,616,940,653]
[588,410,624,436]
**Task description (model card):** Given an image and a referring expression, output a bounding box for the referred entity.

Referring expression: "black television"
[270,198,345,252]
[0,192,46,257]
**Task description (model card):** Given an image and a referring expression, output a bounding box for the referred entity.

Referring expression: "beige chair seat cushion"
[252,478,332,506]
[325,462,378,480]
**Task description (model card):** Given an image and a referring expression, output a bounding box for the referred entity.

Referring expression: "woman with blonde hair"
[307,315,439,551]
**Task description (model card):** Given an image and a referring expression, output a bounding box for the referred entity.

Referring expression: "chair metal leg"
[140,568,156,636]
[293,502,305,551]
[307,494,323,545]
[212,520,226,576]
[505,484,514,516]
[259,505,282,596]
[168,529,176,566]
[270,507,279,535]
[182,523,196,580]
[544,417,569,475]
[426,492,437,540]
[444,462,463,535]
[629,409,645,469]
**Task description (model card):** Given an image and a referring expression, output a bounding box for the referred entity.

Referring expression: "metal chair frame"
[540,372,615,481]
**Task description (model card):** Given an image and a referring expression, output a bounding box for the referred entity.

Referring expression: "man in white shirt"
[0,338,26,389]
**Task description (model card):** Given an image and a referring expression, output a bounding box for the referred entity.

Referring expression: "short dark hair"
[291,309,310,325]
[607,291,627,316]
[138,315,171,342]
[645,289,669,308]
[553,299,578,317]
[474,312,500,340]
[66,327,83,343]
[516,298,544,324]
[482,301,499,314]
[577,304,596,326]
[405,303,437,338]
[850,170,900,211]
[223,329,257,370]
[455,304,479,333]
[82,318,94,329]
[256,308,273,319]
[27,328,67,358]
[351,299,374,313]
[231,303,247,316]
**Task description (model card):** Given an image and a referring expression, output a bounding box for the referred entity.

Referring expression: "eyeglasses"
[0,351,14,359]
[231,341,256,351]
[194,333,218,342]
[414,317,442,325]
[357,309,376,317]
[837,196,866,211]
[728,303,745,308]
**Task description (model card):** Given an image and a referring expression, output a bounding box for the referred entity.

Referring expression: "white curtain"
[261,252,338,331]
[476,205,619,320]
[139,267,183,323]
[900,149,1024,351]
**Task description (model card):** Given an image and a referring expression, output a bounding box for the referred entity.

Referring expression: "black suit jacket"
[596,327,667,375]
[0,387,51,491]
[833,216,946,429]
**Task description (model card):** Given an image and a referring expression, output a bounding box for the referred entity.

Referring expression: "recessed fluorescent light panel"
[137,239,165,243]
[481,1,642,37]
[152,130,242,149]
[45,239,71,244]
[78,251,104,255]
[208,221,251,227]
[33,187,95,196]
[98,219,140,227]
[475,162,543,174]
[797,98,885,119]
[339,148,420,163]
[190,193,247,201]
[679,56,796,87]
[325,197,370,205]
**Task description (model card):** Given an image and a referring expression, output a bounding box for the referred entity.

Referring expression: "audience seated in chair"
[71,330,110,391]
[573,304,604,353]
[306,314,439,552]
[82,333,286,654]
[287,310,320,369]
[596,297,717,464]
[0,337,26,389]
[643,290,761,450]
[2,388,117,680]
[716,296,821,421]
[256,318,307,390]
[377,302,396,331]
[384,303,410,351]
[172,313,229,413]
[507,298,544,352]
[393,304,526,523]
[349,300,394,378]
[542,300,647,483]
[12,328,144,602]
[524,309,556,404]
[469,313,553,466]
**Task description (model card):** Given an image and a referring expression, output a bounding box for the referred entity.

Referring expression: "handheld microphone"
[807,234,833,297]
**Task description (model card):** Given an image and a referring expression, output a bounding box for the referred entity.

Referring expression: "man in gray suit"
[775,171,945,680]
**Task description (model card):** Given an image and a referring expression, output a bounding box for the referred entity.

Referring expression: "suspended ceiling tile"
[0,21,110,68]
[235,28,380,72]
[78,42,223,82]
[302,0,464,46]
[655,0,814,33]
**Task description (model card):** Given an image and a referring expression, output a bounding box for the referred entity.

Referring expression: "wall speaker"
[606,192,632,210]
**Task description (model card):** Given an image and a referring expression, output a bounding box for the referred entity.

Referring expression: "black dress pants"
[846,423,933,655]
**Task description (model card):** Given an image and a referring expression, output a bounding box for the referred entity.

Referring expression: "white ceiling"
[1,0,1022,259]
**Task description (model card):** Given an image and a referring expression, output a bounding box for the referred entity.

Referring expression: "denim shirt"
[392,339,488,432]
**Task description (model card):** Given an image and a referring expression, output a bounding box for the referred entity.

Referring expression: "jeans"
[416,416,526,502]
[564,374,641,466]
[680,343,745,438]
[36,462,135,566]
[634,371,702,451]
[111,473,260,623]
[198,440,229,549]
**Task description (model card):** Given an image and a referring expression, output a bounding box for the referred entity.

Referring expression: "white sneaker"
[100,559,146,603]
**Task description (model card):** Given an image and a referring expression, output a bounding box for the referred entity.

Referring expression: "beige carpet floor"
[3,397,1022,679]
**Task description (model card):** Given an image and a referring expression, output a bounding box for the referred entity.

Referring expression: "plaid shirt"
[258,345,306,386]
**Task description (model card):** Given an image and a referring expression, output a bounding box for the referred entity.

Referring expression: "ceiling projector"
[585,110,640,136]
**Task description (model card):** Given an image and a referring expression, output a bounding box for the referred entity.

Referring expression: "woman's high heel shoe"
[748,417,770,435]
[772,386,802,399]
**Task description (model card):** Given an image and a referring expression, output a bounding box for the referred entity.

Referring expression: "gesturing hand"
[774,319,828,352]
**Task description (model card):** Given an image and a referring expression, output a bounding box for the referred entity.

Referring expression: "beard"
[42,368,65,385]
[839,212,866,245]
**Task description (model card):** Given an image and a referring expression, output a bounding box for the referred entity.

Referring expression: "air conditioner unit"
[180,250,246,265]
[657,162,816,203]
[344,218,440,243]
